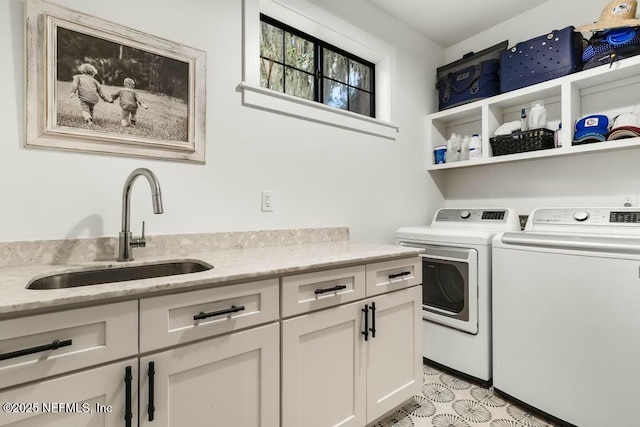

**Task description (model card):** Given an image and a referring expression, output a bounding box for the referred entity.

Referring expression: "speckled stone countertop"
[0,240,422,317]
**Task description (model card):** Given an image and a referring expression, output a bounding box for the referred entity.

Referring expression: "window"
[260,14,375,118]
[241,0,397,139]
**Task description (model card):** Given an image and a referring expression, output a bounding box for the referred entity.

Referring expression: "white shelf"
[426,55,640,171]
[429,137,640,170]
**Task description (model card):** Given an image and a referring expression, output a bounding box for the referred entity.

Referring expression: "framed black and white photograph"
[25,0,206,163]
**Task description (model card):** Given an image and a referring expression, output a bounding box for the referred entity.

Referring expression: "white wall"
[444,0,604,63]
[0,0,443,243]
[441,0,640,214]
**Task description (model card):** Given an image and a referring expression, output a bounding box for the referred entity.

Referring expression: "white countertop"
[0,241,422,316]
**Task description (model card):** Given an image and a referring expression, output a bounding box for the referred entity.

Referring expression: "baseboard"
[422,357,492,388]
[493,387,578,427]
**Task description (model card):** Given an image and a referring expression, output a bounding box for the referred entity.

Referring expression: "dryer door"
[421,246,478,334]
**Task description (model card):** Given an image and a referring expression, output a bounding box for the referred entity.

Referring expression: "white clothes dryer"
[396,208,520,384]
[492,207,640,427]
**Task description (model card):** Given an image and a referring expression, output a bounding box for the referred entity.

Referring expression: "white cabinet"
[281,285,422,427]
[138,279,280,427]
[426,55,640,170]
[281,298,366,427]
[0,280,278,427]
[0,254,422,427]
[0,358,138,427]
[139,323,279,427]
[365,286,422,422]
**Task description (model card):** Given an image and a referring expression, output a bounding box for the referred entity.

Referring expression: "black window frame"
[260,14,376,118]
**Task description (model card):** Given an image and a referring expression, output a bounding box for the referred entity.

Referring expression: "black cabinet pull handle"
[362,304,369,341]
[0,339,72,361]
[193,305,246,321]
[389,271,411,280]
[124,366,132,427]
[314,284,347,295]
[148,361,155,422]
[369,302,376,338]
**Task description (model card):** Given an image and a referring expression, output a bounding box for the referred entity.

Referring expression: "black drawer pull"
[362,304,369,341]
[148,361,155,421]
[314,284,347,295]
[194,305,246,321]
[369,302,376,338]
[124,366,133,427]
[389,271,411,280]
[0,339,72,361]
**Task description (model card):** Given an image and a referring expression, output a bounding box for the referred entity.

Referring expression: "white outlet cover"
[261,190,274,212]
[623,193,638,207]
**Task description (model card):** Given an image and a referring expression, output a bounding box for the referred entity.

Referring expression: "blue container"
[500,27,582,93]
[434,146,447,164]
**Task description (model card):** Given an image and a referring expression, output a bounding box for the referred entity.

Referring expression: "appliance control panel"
[531,209,605,224]
[532,208,640,224]
[435,209,507,222]
[528,208,640,234]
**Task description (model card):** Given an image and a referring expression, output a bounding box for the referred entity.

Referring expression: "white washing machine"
[493,207,640,427]
[395,208,520,384]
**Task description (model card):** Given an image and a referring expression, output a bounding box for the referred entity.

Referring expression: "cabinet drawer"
[366,257,421,297]
[0,358,138,427]
[0,301,137,389]
[281,265,366,317]
[140,278,279,352]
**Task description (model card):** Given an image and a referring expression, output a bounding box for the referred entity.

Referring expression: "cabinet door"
[281,301,366,427]
[0,358,138,427]
[139,323,279,427]
[366,286,422,423]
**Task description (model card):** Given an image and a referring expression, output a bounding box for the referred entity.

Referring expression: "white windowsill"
[238,82,399,140]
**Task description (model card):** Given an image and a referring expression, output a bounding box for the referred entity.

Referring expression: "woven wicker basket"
[490,128,555,156]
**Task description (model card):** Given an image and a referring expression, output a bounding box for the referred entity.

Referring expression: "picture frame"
[25,0,207,163]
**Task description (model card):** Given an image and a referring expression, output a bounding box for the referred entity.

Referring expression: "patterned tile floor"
[372,364,557,427]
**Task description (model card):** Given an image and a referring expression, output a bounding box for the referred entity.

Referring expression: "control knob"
[460,210,471,219]
[573,211,590,222]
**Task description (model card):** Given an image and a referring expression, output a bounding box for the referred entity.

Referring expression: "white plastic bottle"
[529,100,547,129]
[469,134,482,160]
[460,135,470,161]
[446,133,461,162]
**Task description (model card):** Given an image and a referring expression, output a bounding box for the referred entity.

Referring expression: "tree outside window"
[260,15,375,118]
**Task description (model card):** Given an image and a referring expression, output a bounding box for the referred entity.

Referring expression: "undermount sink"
[27,260,213,290]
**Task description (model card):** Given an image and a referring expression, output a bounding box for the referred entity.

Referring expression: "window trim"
[241,0,398,140]
[260,13,376,118]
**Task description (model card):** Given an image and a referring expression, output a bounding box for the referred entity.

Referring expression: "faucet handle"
[131,221,147,248]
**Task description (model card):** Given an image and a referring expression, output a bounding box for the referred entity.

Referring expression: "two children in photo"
[69,63,148,126]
